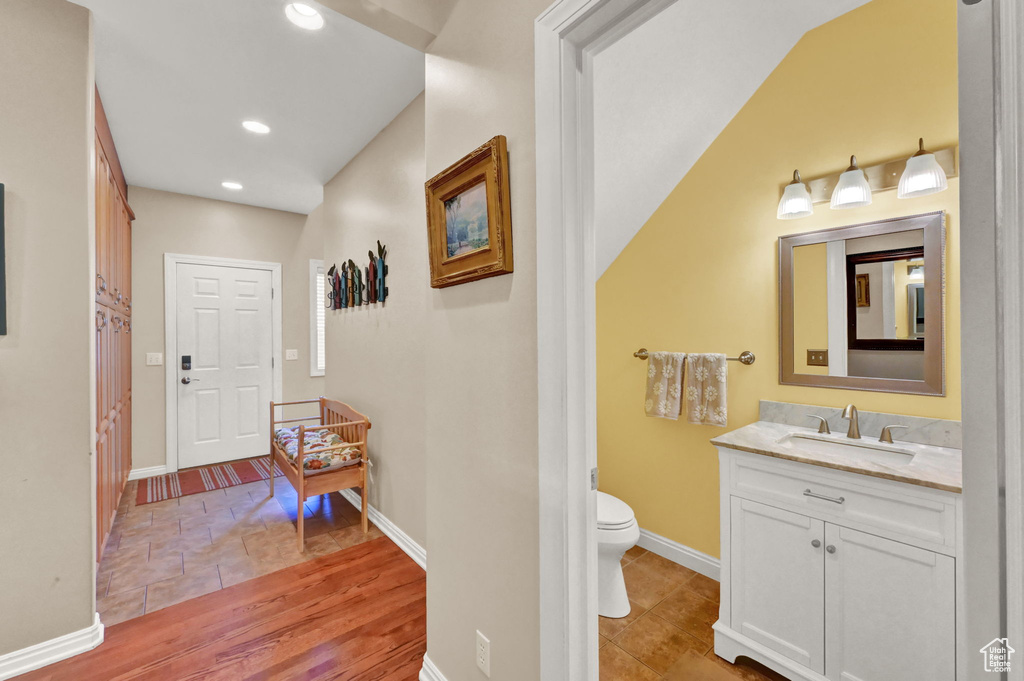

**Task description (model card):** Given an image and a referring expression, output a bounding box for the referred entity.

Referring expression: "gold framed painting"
[425,135,513,288]
[855,273,871,307]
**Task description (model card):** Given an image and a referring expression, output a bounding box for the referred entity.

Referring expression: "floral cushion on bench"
[273,427,361,472]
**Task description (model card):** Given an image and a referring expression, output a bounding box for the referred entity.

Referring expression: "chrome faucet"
[841,404,861,439]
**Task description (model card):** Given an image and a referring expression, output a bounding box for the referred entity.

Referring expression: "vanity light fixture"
[222,181,243,190]
[829,155,872,209]
[285,3,325,30]
[777,170,814,220]
[898,138,949,199]
[242,120,271,134]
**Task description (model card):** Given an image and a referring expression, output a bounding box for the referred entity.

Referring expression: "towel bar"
[633,348,755,365]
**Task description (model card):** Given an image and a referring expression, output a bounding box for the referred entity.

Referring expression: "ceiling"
[73,0,426,214]
[592,0,871,275]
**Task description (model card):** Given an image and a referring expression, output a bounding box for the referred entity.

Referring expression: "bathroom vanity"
[711,418,963,681]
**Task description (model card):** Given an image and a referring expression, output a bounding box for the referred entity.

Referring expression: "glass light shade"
[898,151,948,199]
[777,170,813,219]
[285,3,325,30]
[830,156,872,209]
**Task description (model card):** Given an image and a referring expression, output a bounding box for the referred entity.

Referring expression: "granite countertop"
[711,420,963,493]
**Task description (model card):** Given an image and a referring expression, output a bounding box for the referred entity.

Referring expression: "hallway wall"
[129,187,324,472]
[321,94,428,549]
[0,0,97,657]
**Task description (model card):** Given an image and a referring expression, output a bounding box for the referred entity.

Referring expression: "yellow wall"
[792,243,829,375]
[596,0,959,558]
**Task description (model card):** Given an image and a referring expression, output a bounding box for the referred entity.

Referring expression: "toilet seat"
[597,491,635,530]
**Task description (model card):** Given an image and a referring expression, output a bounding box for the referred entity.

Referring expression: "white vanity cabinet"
[714,447,962,681]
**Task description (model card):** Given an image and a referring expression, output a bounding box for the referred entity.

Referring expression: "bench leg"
[297,493,305,553]
[269,452,275,497]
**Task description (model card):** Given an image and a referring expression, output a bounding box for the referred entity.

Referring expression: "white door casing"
[164,254,282,473]
[175,262,273,469]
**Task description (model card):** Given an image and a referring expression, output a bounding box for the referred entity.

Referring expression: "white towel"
[684,353,728,427]
[644,352,686,419]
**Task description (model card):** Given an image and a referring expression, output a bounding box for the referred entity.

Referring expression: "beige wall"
[322,94,428,548]
[129,187,324,471]
[0,0,96,655]
[423,0,548,678]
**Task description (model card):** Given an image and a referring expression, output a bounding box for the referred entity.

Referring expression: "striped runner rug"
[136,457,283,505]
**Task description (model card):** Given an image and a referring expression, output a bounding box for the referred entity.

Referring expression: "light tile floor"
[599,547,788,681]
[97,477,383,626]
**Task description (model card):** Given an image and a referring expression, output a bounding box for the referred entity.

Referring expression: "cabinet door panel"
[824,525,955,681]
[731,497,826,673]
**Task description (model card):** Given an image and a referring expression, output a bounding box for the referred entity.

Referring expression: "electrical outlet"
[285,349,299,361]
[807,349,829,367]
[146,353,163,366]
[476,630,491,677]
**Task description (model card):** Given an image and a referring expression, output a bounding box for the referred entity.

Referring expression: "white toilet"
[597,491,640,618]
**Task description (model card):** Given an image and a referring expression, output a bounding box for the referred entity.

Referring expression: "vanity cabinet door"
[824,524,955,681]
[730,497,825,674]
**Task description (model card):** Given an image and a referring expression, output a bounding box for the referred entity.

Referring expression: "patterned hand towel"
[645,352,686,419]
[684,353,728,427]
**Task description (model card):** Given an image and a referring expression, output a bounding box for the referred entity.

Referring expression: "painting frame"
[855,273,870,307]
[425,135,513,288]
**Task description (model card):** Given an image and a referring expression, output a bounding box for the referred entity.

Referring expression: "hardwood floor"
[599,547,787,681]
[17,537,425,681]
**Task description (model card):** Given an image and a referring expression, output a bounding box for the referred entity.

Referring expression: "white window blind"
[309,259,326,377]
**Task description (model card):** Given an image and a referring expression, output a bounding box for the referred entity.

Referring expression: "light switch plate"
[807,349,829,367]
[146,353,163,366]
[285,349,299,361]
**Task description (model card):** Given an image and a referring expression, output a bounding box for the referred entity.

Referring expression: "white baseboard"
[339,489,426,570]
[637,527,720,581]
[0,613,103,680]
[419,653,448,681]
[128,465,168,481]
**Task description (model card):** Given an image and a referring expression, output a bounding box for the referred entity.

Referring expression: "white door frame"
[535,1,1024,680]
[535,1,677,678]
[163,253,283,474]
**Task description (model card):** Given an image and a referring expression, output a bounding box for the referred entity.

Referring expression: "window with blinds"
[309,259,326,376]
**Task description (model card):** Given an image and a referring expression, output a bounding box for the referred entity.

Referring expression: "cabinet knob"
[826,545,837,554]
[811,539,821,548]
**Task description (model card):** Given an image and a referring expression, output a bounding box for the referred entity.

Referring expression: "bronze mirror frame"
[779,211,945,396]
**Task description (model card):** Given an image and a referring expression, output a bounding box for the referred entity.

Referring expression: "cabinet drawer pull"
[803,488,845,504]
[826,545,837,554]
[96,274,107,293]
[811,539,821,548]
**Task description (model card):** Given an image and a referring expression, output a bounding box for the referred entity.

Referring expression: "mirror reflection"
[781,212,944,395]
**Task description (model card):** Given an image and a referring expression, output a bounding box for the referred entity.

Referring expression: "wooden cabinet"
[95,89,133,561]
[715,447,961,681]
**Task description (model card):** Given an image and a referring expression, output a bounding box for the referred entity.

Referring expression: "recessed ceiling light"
[222,181,243,190]
[242,120,270,134]
[285,3,325,30]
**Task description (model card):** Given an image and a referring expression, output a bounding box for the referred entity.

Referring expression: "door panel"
[176,263,273,469]
[731,497,826,673]
[824,525,955,681]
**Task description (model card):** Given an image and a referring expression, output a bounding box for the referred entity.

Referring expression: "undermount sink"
[776,431,916,466]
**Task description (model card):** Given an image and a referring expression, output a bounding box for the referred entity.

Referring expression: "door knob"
[181,377,198,385]
[826,545,837,554]
[811,539,821,548]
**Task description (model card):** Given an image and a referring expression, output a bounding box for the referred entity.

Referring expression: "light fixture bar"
[780,146,957,204]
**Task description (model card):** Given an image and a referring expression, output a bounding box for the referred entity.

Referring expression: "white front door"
[175,262,274,469]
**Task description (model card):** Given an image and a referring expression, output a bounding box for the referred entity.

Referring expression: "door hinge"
[272,357,275,367]
[272,288,275,298]
[590,467,599,490]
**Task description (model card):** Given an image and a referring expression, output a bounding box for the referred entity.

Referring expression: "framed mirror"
[779,211,945,395]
